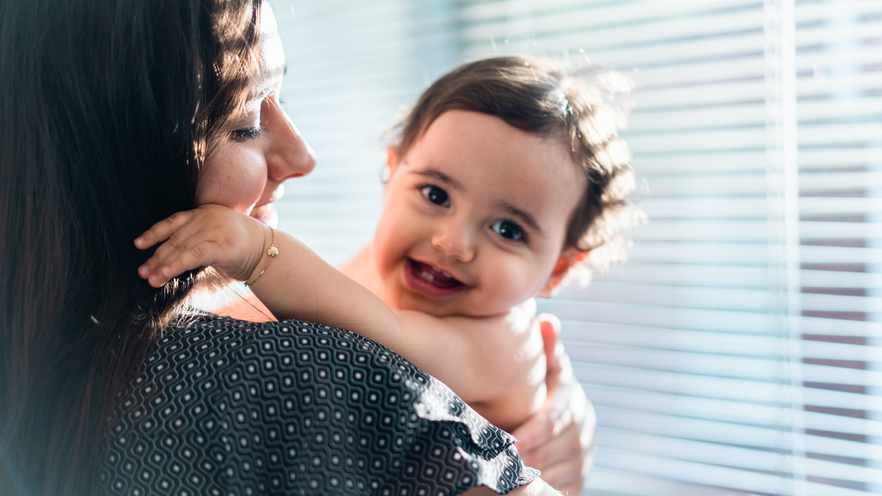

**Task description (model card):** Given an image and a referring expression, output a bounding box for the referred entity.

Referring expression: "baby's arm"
[135,206,535,408]
[137,205,400,335]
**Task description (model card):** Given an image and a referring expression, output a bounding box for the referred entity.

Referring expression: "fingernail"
[138,265,149,276]
[134,236,143,245]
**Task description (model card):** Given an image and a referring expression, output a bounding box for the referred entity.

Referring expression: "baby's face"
[373,110,586,318]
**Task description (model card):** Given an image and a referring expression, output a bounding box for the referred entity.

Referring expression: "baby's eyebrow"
[413,169,464,191]
[501,204,544,235]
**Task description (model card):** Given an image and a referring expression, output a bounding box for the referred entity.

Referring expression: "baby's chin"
[392,292,504,320]
[250,203,278,228]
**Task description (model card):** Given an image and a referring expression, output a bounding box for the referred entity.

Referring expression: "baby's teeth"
[420,270,435,282]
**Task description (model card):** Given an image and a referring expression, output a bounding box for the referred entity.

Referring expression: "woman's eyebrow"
[248,84,275,103]
[413,169,464,191]
[247,65,286,103]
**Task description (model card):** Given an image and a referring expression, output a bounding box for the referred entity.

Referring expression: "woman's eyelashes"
[419,184,450,207]
[490,220,525,242]
[230,125,267,141]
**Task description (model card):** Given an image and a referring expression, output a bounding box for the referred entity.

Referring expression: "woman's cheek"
[196,144,268,213]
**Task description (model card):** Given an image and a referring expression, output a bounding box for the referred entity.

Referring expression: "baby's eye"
[490,220,524,241]
[420,185,450,207]
[230,126,266,141]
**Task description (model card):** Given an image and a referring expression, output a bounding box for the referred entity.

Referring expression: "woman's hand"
[511,314,596,495]
[135,205,269,286]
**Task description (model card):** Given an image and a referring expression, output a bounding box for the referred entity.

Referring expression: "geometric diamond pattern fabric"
[99,316,539,495]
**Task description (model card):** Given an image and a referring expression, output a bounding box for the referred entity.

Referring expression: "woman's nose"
[264,98,316,181]
[431,220,476,263]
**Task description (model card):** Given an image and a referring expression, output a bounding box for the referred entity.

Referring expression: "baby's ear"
[538,247,589,298]
[386,146,400,175]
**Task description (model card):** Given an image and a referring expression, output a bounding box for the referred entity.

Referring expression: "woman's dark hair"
[0,0,262,494]
[394,55,641,279]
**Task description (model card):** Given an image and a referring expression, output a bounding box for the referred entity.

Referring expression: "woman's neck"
[190,279,277,322]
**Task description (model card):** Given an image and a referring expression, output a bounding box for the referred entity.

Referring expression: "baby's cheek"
[373,209,410,266]
[481,260,531,311]
[371,225,396,279]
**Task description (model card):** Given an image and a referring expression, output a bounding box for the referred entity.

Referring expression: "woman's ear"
[538,247,589,298]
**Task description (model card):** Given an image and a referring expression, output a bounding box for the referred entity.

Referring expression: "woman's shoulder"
[100,316,539,495]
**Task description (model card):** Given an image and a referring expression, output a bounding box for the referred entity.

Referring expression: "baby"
[136,56,636,432]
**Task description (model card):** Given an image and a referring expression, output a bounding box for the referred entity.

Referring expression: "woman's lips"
[268,184,285,204]
[403,258,469,298]
[251,186,284,226]
[250,203,278,226]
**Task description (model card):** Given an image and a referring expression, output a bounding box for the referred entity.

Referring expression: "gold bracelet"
[245,226,278,286]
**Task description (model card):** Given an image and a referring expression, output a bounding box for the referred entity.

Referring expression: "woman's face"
[195,4,315,226]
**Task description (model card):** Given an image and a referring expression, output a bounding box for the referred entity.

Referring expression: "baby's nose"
[431,222,476,262]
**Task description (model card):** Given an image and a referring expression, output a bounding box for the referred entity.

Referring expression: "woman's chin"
[250,203,278,228]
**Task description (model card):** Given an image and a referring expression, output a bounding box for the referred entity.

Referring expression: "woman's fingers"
[512,322,597,491]
[534,451,592,495]
[517,421,593,495]
[516,401,596,494]
[513,404,567,459]
[512,339,577,455]
[516,418,586,470]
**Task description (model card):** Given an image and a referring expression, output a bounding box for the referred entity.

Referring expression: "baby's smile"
[404,258,469,298]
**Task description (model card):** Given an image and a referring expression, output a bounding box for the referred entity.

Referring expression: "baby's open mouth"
[406,258,467,293]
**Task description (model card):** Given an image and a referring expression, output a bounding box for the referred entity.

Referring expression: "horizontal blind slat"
[595,447,787,494]
[569,345,882,388]
[598,429,882,485]
[585,383,882,419]
[593,405,882,462]
[564,323,880,361]
[594,263,880,289]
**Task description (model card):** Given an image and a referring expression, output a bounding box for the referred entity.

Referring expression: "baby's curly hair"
[392,55,642,284]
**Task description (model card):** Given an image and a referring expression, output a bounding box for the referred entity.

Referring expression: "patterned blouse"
[99,316,539,495]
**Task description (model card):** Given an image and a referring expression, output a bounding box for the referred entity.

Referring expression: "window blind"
[272,1,882,494]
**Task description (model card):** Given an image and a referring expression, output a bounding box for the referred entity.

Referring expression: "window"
[273,1,882,494]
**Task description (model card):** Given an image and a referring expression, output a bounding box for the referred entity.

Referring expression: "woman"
[0,0,592,495]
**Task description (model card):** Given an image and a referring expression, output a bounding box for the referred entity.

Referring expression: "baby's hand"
[135,204,268,287]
